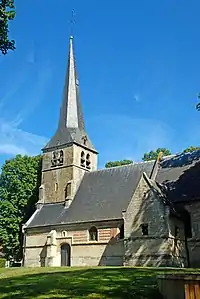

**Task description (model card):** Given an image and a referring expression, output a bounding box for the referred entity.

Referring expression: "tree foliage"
[105,159,133,168]
[0,155,42,260]
[0,0,16,55]
[196,93,200,111]
[142,148,171,161]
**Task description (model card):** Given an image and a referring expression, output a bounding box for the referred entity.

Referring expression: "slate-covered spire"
[43,36,96,152]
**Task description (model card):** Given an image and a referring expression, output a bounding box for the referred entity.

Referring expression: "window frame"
[141,223,149,236]
[89,226,98,242]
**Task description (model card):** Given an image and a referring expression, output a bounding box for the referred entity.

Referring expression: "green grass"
[0,266,199,299]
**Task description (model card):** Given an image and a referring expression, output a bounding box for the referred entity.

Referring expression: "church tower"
[38,36,98,205]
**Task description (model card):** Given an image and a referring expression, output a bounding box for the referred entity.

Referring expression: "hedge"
[0,258,6,268]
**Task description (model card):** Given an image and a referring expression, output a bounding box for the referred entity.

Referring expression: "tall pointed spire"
[43,36,96,152]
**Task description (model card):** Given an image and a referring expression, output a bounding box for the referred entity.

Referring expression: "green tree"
[0,0,16,55]
[0,154,42,260]
[183,146,200,153]
[196,94,200,111]
[105,159,133,168]
[142,148,171,161]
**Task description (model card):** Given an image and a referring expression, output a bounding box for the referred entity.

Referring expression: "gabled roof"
[27,161,154,228]
[156,150,200,203]
[43,36,96,152]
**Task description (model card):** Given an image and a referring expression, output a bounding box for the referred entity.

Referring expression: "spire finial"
[69,9,75,38]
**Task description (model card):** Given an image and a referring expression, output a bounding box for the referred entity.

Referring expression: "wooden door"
[185,283,200,299]
[61,243,71,266]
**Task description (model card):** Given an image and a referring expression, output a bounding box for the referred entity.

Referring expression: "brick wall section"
[98,228,111,242]
[71,227,119,243]
[72,231,88,243]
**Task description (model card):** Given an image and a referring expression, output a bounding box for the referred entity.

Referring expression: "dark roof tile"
[28,161,154,227]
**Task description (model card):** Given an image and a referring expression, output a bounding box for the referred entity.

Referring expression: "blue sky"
[0,0,200,169]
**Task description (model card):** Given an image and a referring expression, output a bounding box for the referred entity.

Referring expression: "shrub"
[0,258,6,268]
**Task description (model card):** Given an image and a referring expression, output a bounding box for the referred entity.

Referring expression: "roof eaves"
[26,217,123,229]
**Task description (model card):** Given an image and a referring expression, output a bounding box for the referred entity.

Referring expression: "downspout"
[22,224,26,267]
[184,225,190,268]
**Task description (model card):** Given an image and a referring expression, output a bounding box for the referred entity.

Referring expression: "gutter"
[27,217,123,230]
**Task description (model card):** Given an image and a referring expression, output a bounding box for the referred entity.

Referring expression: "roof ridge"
[88,160,154,174]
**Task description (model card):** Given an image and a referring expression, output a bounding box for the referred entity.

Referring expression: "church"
[23,36,200,268]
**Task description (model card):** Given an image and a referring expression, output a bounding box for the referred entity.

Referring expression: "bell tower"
[38,36,98,205]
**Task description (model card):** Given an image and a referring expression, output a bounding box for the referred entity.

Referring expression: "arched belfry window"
[51,150,64,166]
[89,227,98,241]
[86,153,91,169]
[80,151,85,167]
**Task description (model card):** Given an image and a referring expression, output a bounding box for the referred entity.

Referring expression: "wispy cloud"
[0,46,52,161]
[0,118,48,157]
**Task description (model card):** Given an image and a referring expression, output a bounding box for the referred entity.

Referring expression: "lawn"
[0,266,199,299]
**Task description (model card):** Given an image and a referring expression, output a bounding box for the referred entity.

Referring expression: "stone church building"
[23,36,200,268]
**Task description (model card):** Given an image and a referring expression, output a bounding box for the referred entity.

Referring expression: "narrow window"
[119,224,124,239]
[141,224,148,236]
[55,183,58,192]
[89,227,98,241]
[175,226,180,238]
[59,150,64,164]
[62,231,66,237]
[65,182,72,199]
[80,151,85,167]
[82,136,87,145]
[86,153,91,169]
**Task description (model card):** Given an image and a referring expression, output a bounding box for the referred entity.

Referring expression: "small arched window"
[89,226,98,241]
[80,151,85,167]
[55,183,58,192]
[65,182,72,199]
[62,231,67,237]
[86,153,91,169]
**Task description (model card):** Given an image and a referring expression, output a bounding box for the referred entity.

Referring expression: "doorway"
[61,243,71,266]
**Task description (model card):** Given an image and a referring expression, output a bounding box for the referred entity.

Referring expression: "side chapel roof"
[156,150,200,203]
[27,161,154,227]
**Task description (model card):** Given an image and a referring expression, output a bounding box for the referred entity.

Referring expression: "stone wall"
[71,241,124,266]
[24,220,124,267]
[168,217,187,267]
[41,146,74,203]
[40,143,97,205]
[124,175,185,267]
[185,202,200,267]
[24,230,49,267]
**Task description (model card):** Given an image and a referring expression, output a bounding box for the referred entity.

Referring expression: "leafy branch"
[0,0,16,55]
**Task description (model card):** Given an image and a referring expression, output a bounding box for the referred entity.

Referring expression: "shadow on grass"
[0,267,164,299]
